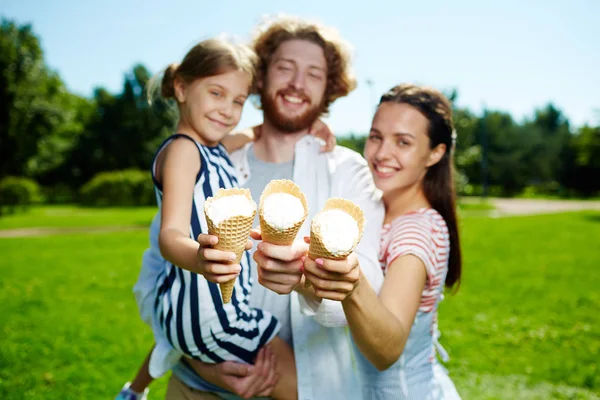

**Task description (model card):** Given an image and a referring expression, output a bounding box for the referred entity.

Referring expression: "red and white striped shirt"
[379,208,450,313]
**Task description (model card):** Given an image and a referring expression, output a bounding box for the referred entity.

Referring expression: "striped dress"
[151,134,280,365]
[353,208,461,399]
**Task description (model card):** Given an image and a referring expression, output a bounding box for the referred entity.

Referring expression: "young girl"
[303,83,462,399]
[116,38,296,400]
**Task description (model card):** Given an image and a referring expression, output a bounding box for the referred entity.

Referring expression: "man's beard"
[261,86,323,133]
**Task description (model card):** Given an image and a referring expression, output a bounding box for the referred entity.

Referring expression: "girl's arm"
[341,255,426,370]
[157,138,241,281]
[157,138,200,272]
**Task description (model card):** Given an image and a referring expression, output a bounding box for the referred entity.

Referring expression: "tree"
[338,133,366,154]
[562,124,600,196]
[523,104,571,185]
[64,64,176,186]
[0,19,86,181]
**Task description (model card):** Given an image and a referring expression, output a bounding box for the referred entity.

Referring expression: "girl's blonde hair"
[147,37,257,106]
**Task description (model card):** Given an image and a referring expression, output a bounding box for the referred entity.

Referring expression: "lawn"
[0,205,157,230]
[0,208,599,399]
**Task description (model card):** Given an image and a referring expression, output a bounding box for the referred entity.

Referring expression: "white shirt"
[134,135,385,399]
[229,135,385,400]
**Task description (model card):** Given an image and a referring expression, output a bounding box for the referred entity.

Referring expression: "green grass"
[440,212,600,399]
[0,231,167,399]
[458,198,496,214]
[1,208,599,399]
[0,205,157,230]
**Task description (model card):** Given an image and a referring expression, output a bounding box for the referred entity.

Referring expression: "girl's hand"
[309,119,336,152]
[196,234,252,282]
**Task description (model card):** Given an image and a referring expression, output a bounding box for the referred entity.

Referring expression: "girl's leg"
[128,345,155,393]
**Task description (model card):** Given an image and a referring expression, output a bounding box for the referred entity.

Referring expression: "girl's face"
[364,102,445,198]
[175,69,251,146]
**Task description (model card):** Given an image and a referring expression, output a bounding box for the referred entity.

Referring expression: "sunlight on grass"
[1,209,599,399]
[0,205,157,230]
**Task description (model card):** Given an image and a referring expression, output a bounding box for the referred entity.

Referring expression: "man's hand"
[196,234,252,283]
[303,251,361,301]
[188,345,279,399]
[251,229,308,294]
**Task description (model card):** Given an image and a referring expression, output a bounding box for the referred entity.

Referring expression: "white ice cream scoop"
[261,193,305,230]
[205,194,256,227]
[312,209,359,255]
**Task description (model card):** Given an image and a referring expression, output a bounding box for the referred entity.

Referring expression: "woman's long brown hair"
[380,84,462,290]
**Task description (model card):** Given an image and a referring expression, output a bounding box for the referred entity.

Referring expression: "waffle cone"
[204,188,257,303]
[219,280,236,305]
[259,180,308,245]
[308,198,365,260]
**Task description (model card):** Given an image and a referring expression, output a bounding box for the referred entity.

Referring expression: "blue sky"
[3,0,599,134]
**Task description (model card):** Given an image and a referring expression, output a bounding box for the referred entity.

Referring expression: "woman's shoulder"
[387,208,448,239]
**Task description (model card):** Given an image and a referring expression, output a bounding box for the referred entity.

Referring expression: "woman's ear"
[426,143,447,167]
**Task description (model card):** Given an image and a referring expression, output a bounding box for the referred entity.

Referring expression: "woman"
[303,83,462,399]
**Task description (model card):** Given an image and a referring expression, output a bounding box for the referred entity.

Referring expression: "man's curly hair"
[251,15,357,114]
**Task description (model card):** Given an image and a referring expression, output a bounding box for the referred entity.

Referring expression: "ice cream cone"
[259,179,308,245]
[204,188,256,303]
[308,198,365,260]
[305,198,365,288]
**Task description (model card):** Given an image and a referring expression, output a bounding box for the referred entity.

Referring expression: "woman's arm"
[341,255,426,370]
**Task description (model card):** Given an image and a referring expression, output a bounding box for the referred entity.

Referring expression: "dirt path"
[463,197,600,216]
[0,225,146,238]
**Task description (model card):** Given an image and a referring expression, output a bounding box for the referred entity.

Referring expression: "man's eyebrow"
[275,57,325,71]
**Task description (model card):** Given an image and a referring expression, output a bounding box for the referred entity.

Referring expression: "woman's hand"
[302,236,361,301]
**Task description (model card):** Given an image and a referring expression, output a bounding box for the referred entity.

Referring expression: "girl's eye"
[368,135,382,142]
[211,91,221,97]
[234,100,245,106]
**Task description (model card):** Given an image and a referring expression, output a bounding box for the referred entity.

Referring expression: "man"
[165,15,385,399]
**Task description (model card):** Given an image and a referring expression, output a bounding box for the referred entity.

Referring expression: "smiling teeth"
[377,166,396,173]
[283,95,303,104]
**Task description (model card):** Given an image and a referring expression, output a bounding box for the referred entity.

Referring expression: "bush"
[79,169,155,207]
[43,183,76,204]
[0,176,41,214]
